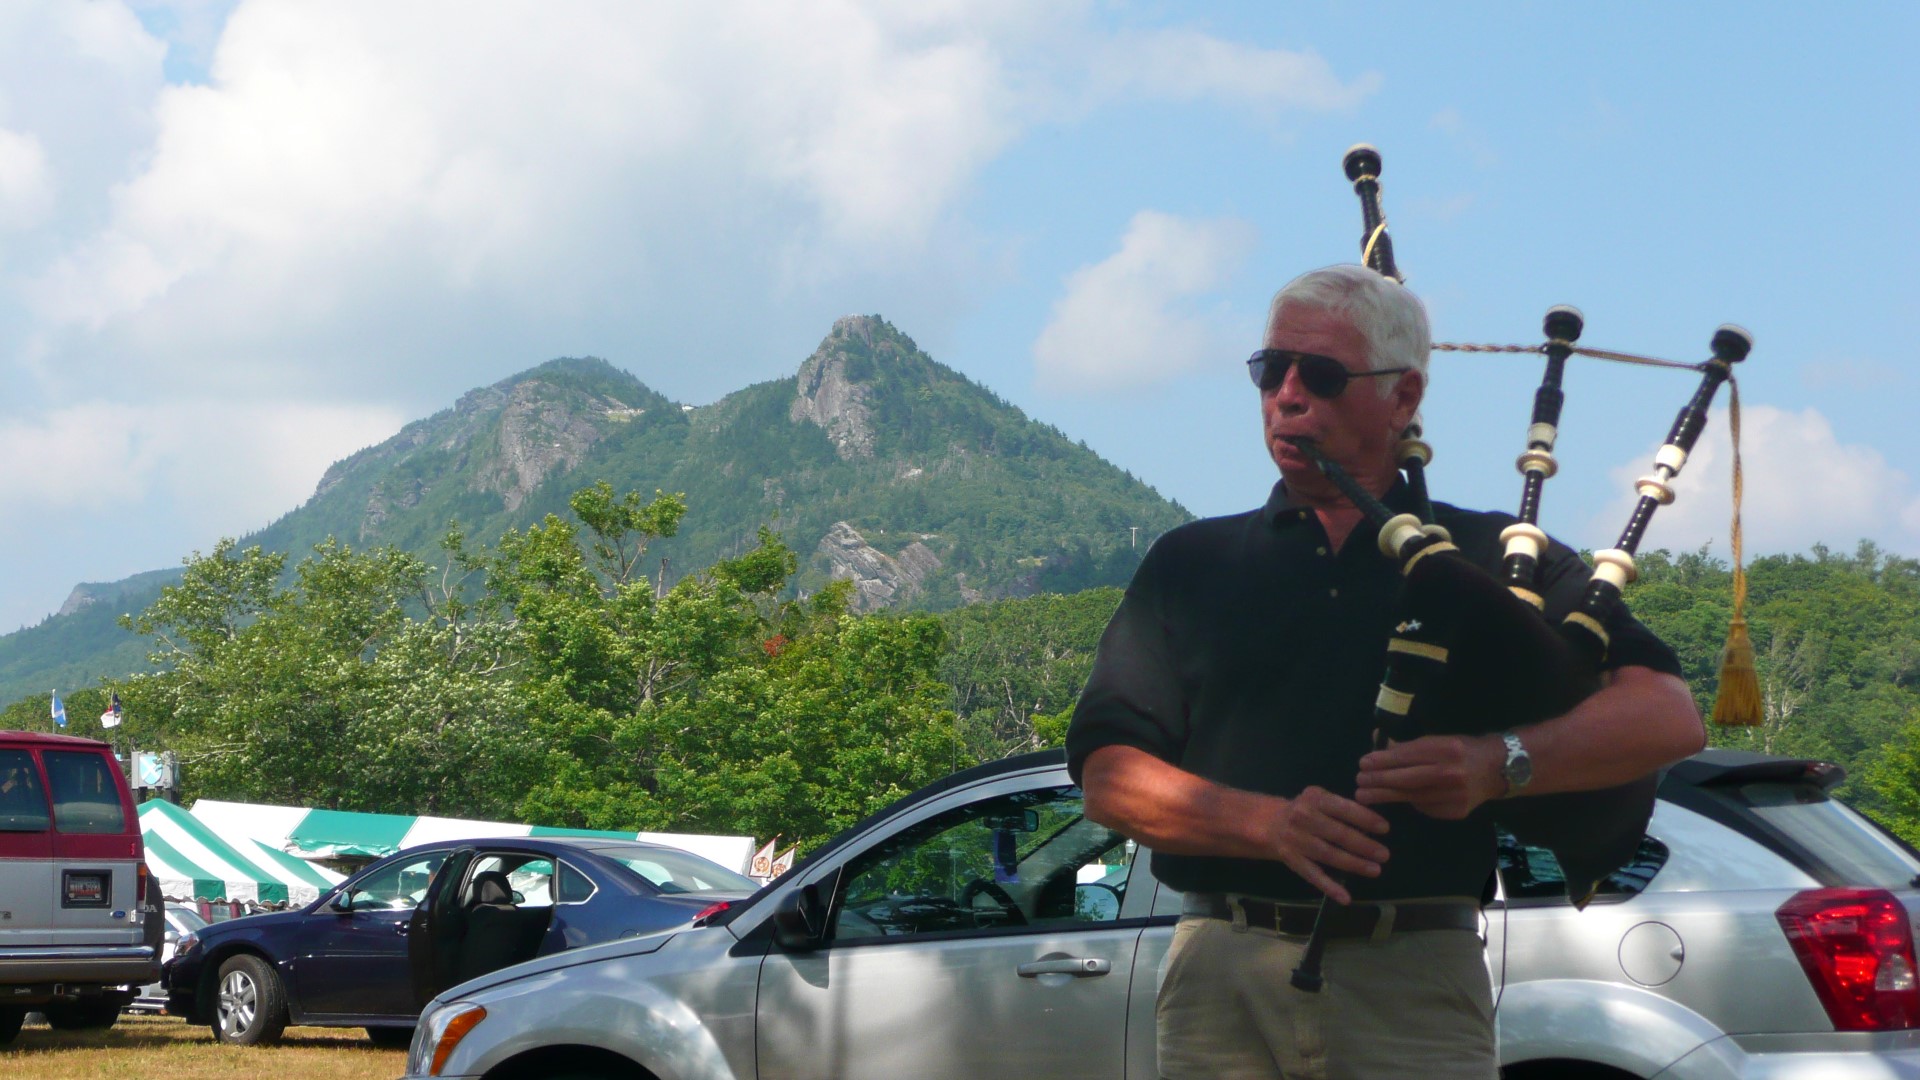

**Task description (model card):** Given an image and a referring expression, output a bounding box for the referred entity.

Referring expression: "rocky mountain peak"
[790,315,890,460]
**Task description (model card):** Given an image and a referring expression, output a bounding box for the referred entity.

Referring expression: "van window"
[0,749,50,831]
[43,751,127,834]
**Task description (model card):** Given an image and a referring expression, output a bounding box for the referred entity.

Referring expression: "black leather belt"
[1183,893,1480,939]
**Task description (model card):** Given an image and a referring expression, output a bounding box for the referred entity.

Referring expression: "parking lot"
[2,1013,401,1080]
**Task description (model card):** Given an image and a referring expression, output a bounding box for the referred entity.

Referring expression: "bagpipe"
[1287,145,1756,993]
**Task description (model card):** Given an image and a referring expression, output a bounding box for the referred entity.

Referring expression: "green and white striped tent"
[188,799,757,875]
[139,799,344,906]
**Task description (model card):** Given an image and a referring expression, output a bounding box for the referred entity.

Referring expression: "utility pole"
[1129,526,1139,549]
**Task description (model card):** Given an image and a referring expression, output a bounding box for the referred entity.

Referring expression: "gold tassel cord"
[1712,378,1763,726]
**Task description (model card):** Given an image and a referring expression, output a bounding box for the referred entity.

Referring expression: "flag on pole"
[749,837,778,881]
[51,691,67,729]
[100,692,123,729]
[770,845,797,877]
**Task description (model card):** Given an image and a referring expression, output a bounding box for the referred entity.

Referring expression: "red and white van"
[0,730,162,1041]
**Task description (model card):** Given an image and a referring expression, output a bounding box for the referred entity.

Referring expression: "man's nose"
[1274,363,1313,413]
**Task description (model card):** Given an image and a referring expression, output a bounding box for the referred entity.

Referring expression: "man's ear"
[1389,368,1425,432]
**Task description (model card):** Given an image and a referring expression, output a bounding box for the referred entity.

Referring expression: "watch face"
[1503,734,1531,789]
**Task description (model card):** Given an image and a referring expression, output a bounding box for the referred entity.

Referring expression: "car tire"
[366,1025,414,1048]
[212,954,289,1046]
[0,1006,24,1045]
[42,1001,121,1030]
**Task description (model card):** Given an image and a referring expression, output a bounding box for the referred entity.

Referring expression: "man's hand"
[1354,734,1507,820]
[1265,786,1392,905]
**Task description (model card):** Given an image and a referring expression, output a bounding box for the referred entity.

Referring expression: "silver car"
[404,749,1920,1079]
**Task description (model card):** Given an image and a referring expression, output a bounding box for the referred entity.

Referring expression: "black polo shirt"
[1065,479,1683,902]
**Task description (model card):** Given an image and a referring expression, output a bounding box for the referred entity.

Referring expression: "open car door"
[408,846,475,1008]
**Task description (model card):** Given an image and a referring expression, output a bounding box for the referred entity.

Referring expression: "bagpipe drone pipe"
[1287,146,1752,993]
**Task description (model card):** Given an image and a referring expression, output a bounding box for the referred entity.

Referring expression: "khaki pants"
[1157,912,1496,1080]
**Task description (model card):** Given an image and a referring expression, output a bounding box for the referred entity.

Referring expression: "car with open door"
[401,748,1920,1080]
[162,836,752,1046]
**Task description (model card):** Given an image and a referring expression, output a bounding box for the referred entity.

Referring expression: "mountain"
[0,315,1192,706]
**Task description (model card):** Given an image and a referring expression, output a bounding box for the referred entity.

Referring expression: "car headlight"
[409,1002,488,1077]
[172,932,199,961]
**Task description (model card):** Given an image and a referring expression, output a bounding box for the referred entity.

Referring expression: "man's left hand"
[1354,734,1507,820]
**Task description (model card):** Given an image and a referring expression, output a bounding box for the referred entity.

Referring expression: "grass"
[2,1012,405,1079]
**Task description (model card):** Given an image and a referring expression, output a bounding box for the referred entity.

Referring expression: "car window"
[42,751,125,834]
[593,848,757,895]
[1736,781,1920,889]
[469,854,557,908]
[832,785,1130,942]
[1497,829,1669,905]
[557,860,597,903]
[345,852,448,911]
[168,905,209,934]
[0,750,49,832]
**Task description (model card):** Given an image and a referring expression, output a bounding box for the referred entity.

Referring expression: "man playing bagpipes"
[1065,261,1707,1079]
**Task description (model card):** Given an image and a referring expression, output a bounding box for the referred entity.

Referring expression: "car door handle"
[1017,958,1110,978]
[395,923,410,936]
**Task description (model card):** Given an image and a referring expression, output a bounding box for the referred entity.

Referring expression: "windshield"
[169,905,209,933]
[1738,781,1920,888]
[592,847,756,894]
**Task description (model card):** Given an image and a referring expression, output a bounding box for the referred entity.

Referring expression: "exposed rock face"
[816,521,941,612]
[57,586,97,618]
[791,316,879,460]
[473,381,612,511]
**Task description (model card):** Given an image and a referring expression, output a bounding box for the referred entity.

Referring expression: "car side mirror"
[330,891,355,914]
[1073,883,1121,921]
[772,883,828,951]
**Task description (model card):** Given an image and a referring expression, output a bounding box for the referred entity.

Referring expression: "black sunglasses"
[1247,349,1410,398]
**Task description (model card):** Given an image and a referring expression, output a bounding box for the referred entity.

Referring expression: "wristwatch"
[1500,731,1532,797]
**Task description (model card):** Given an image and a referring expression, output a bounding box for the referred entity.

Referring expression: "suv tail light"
[1776,888,1920,1030]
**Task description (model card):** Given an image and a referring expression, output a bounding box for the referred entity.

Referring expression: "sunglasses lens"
[1296,355,1350,398]
[1248,352,1351,398]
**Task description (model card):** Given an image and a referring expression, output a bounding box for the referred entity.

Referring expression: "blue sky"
[0,2,1914,631]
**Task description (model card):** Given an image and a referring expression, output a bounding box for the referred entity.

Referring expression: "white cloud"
[1091,29,1380,111]
[0,128,51,230]
[1589,404,1920,558]
[10,3,1378,401]
[0,397,403,532]
[1032,210,1256,391]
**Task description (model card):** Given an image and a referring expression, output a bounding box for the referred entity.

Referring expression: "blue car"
[162,836,756,1046]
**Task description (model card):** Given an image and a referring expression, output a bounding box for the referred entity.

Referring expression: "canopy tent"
[188,798,757,874]
[138,799,343,906]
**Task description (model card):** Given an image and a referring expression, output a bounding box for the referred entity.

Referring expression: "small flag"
[770,845,796,877]
[100,692,123,729]
[749,837,778,880]
[51,691,67,729]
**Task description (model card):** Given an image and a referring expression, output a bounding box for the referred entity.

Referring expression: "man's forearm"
[1080,745,1280,858]
[1354,665,1705,818]
[1513,665,1705,797]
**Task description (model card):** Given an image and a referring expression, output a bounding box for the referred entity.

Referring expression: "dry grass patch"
[3,1012,404,1079]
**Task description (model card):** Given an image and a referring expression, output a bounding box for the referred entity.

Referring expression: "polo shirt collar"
[1261,476,1417,529]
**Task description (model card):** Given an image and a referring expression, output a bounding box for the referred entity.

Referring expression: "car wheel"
[0,1007,24,1045]
[366,1025,414,1048]
[213,954,289,1046]
[42,1001,121,1030]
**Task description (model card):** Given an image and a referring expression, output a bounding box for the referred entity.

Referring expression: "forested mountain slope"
[0,315,1190,706]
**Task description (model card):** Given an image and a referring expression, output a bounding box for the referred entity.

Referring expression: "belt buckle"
[1368,902,1397,944]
